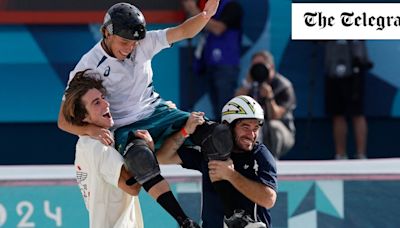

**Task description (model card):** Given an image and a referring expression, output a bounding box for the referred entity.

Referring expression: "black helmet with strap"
[102,2,146,40]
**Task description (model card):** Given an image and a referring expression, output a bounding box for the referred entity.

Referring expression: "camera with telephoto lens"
[249,63,270,103]
[250,63,269,84]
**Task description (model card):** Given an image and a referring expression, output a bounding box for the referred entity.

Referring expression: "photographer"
[236,50,296,159]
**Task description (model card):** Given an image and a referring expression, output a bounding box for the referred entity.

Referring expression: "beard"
[233,134,255,152]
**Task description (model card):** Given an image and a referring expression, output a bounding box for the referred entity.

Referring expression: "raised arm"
[166,0,220,44]
[181,0,226,36]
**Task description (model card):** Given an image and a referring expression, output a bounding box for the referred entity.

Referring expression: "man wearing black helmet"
[58,1,225,228]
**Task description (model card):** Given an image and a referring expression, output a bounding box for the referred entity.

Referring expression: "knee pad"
[142,174,164,192]
[123,138,161,184]
[191,121,233,161]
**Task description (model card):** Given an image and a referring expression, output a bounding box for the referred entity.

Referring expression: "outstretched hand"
[202,0,220,19]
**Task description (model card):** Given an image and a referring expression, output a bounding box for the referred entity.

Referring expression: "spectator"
[158,95,278,228]
[324,40,372,159]
[182,0,243,121]
[236,50,296,159]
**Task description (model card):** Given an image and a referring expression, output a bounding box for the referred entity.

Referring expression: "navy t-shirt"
[178,143,278,228]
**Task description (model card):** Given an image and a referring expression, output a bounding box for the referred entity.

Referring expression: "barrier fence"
[1,159,400,227]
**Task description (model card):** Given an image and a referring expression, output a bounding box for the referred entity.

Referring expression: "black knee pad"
[191,121,233,161]
[123,138,161,184]
[143,174,164,192]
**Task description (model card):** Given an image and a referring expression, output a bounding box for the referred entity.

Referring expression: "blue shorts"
[114,101,190,154]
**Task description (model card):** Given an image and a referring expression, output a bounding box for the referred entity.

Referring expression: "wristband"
[181,128,189,138]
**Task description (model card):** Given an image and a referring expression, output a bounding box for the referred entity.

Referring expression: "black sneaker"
[224,210,266,228]
[181,218,201,228]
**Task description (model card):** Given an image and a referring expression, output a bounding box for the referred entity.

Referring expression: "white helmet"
[221,95,264,124]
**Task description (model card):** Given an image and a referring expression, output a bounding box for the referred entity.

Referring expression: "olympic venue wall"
[1,173,400,228]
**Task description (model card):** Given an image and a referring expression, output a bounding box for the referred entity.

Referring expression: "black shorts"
[325,75,365,116]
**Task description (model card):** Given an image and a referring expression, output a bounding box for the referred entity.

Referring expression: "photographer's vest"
[202,0,241,66]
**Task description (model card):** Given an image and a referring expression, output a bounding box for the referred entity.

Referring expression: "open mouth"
[241,137,253,145]
[120,50,130,57]
[103,112,111,119]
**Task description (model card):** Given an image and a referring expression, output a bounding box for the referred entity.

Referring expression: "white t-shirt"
[68,29,171,129]
[75,136,143,228]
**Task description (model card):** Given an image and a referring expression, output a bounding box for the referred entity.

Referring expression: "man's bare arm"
[166,0,220,44]
[157,112,205,164]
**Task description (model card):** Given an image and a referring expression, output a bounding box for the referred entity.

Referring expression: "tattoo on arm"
[171,135,186,152]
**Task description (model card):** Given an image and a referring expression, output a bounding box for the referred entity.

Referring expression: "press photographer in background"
[236,50,296,159]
